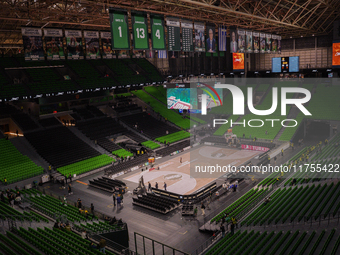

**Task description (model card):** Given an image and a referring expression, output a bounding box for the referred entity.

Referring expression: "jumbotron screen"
[166,83,223,110]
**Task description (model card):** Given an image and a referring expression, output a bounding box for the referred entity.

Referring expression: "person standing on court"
[180,157,182,163]
[112,194,116,206]
[148,182,152,192]
[155,182,158,189]
[201,202,206,216]
[164,182,167,191]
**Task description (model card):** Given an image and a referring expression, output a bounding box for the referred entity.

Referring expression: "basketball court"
[125,146,260,194]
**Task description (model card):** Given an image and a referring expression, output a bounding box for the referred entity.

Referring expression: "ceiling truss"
[0,0,339,49]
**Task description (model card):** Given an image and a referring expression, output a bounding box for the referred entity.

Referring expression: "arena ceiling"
[0,0,339,50]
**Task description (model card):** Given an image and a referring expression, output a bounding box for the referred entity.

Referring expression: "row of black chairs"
[133,193,179,214]
[89,177,126,192]
[155,140,191,157]
[105,154,149,176]
[201,136,228,145]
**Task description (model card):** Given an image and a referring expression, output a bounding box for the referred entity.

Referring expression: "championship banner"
[205,24,216,53]
[132,13,148,50]
[101,32,114,59]
[44,28,64,60]
[278,36,282,54]
[266,34,272,53]
[332,41,340,67]
[260,33,266,53]
[109,10,130,49]
[167,18,181,51]
[253,31,260,53]
[84,31,100,59]
[237,29,245,53]
[218,25,227,52]
[230,27,238,53]
[271,35,278,53]
[65,30,84,60]
[232,53,244,71]
[194,23,205,52]
[246,30,253,53]
[151,15,166,50]
[182,20,194,52]
[241,144,270,152]
[21,27,44,61]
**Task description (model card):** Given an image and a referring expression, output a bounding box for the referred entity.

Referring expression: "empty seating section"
[211,188,269,223]
[144,86,167,104]
[120,112,179,139]
[278,114,304,141]
[206,229,340,255]
[67,60,117,89]
[256,84,269,92]
[25,126,100,168]
[0,72,26,99]
[112,149,133,158]
[132,90,192,129]
[76,117,126,140]
[141,140,160,150]
[0,200,47,223]
[186,115,206,124]
[155,131,191,144]
[0,57,163,99]
[132,193,180,214]
[11,113,39,131]
[114,92,131,98]
[105,154,149,176]
[0,139,44,184]
[73,108,95,120]
[57,155,114,176]
[16,227,116,255]
[89,177,126,192]
[104,59,147,85]
[27,189,96,222]
[87,105,105,117]
[243,183,340,227]
[38,117,62,128]
[25,67,78,94]
[74,221,124,234]
[155,140,191,157]
[232,85,293,140]
[133,58,163,82]
[97,138,122,153]
[304,84,340,121]
[313,134,340,161]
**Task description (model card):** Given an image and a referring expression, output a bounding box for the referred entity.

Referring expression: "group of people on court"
[147,181,167,192]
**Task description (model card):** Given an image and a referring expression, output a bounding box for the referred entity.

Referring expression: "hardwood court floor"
[125,146,260,194]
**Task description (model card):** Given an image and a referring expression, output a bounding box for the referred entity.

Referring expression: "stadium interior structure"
[0,1,340,255]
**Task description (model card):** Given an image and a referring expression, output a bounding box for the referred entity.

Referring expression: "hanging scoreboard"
[182,20,193,52]
[151,15,166,50]
[132,13,148,50]
[109,10,130,49]
[167,18,181,51]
